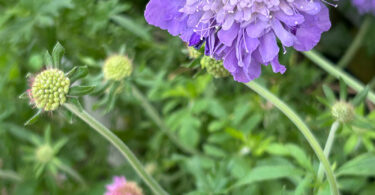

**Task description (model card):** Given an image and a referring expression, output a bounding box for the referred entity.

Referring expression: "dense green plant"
[0,0,375,195]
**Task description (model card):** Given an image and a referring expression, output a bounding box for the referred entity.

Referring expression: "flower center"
[30,69,70,111]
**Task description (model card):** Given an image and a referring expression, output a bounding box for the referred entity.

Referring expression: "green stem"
[338,17,372,69]
[131,85,201,156]
[245,81,339,195]
[63,103,168,195]
[317,121,340,185]
[303,50,375,105]
[325,17,372,83]
[0,170,23,182]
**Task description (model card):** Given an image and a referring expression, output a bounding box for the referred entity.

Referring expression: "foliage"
[0,0,374,195]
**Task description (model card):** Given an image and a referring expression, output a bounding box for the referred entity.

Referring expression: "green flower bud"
[30,69,70,111]
[187,47,202,59]
[331,101,355,123]
[200,56,230,78]
[103,55,133,81]
[35,145,54,164]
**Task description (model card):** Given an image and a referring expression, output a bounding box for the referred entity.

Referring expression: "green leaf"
[68,86,95,96]
[322,85,336,104]
[44,51,53,68]
[336,153,375,177]
[352,86,369,106]
[339,78,347,101]
[232,165,303,189]
[67,66,88,83]
[344,134,358,155]
[52,42,65,68]
[25,110,42,126]
[203,144,226,158]
[111,15,151,41]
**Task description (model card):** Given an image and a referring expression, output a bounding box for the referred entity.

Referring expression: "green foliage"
[0,0,374,194]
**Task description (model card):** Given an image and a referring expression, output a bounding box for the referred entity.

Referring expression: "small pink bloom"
[105,176,143,195]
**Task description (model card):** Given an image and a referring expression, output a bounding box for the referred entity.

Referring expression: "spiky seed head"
[187,46,202,59]
[30,69,70,111]
[201,56,230,78]
[331,101,355,123]
[35,145,54,164]
[103,55,133,81]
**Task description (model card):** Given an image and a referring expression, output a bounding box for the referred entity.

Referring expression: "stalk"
[303,50,375,105]
[64,103,168,195]
[245,82,339,195]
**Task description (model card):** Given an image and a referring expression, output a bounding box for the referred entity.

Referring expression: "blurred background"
[0,0,374,194]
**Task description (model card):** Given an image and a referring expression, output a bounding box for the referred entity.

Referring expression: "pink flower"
[105,176,143,195]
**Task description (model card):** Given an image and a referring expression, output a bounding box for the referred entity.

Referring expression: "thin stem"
[325,17,372,83]
[0,170,23,182]
[245,81,339,195]
[317,121,340,184]
[64,103,168,195]
[303,50,375,105]
[54,159,86,186]
[131,85,201,156]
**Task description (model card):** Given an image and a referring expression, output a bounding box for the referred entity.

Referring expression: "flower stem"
[63,103,168,195]
[303,50,375,105]
[245,81,339,195]
[317,121,340,185]
[0,170,22,182]
[325,16,372,83]
[131,85,201,156]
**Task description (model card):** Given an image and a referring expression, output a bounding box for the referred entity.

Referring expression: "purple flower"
[352,0,375,14]
[105,176,143,195]
[145,0,331,82]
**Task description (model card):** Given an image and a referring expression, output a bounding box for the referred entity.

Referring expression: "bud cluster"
[200,56,230,78]
[103,55,133,81]
[331,101,355,123]
[30,69,70,111]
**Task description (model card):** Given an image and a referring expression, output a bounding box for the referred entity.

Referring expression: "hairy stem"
[131,85,201,155]
[245,81,339,195]
[303,50,375,105]
[64,103,168,195]
[317,121,340,185]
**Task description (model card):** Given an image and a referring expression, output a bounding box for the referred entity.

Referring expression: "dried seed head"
[331,101,355,123]
[30,69,70,111]
[36,145,54,164]
[201,56,230,78]
[103,55,133,81]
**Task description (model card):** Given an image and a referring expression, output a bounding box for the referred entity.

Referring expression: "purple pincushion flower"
[105,176,143,195]
[145,0,331,82]
[352,0,375,14]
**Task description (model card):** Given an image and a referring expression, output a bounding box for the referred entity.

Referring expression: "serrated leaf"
[336,153,375,177]
[52,42,65,68]
[67,66,88,83]
[68,86,95,96]
[352,86,369,106]
[25,110,42,126]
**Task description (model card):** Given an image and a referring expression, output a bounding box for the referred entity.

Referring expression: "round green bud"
[187,47,202,59]
[103,55,133,81]
[331,101,355,123]
[35,145,54,164]
[200,56,230,78]
[31,69,70,111]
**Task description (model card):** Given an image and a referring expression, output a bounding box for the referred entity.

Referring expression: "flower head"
[103,55,133,81]
[145,0,331,82]
[29,69,70,111]
[331,101,355,123]
[105,176,143,195]
[201,56,230,78]
[352,0,375,14]
[35,144,54,164]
